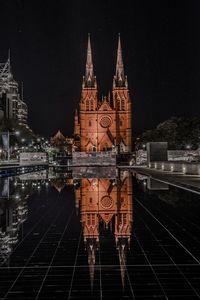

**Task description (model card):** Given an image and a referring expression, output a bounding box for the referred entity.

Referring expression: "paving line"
[135,197,200,265]
[3,193,66,299]
[136,209,200,298]
[35,209,74,299]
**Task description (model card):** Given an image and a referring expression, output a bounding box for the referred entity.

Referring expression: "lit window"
[92,214,95,225]
[86,100,89,110]
[91,100,93,110]
[87,214,90,225]
[117,99,120,110]
[121,99,125,110]
[123,214,127,224]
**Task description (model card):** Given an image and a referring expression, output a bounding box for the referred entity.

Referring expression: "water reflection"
[74,169,133,287]
[0,170,48,266]
[1,169,200,298]
[0,167,133,288]
[0,177,28,265]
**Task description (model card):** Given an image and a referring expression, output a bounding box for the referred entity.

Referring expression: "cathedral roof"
[51,130,65,141]
[98,97,112,111]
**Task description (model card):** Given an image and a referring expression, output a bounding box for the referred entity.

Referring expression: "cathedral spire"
[84,33,95,88]
[114,34,126,87]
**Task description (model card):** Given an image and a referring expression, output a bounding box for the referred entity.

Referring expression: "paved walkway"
[119,166,200,194]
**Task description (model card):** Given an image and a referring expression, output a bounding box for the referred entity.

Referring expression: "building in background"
[74,34,132,154]
[0,53,28,126]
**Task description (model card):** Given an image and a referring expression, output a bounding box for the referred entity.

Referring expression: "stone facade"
[74,34,132,154]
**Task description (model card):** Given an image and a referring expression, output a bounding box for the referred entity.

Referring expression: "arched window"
[123,214,127,224]
[121,99,125,110]
[87,214,90,225]
[89,120,92,127]
[92,214,95,225]
[116,99,120,110]
[90,100,94,110]
[86,100,89,110]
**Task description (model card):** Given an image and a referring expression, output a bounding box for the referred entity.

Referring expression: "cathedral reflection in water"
[0,168,133,288]
[74,168,133,287]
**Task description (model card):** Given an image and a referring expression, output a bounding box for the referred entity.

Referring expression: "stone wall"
[149,161,200,175]
[72,151,116,166]
[136,149,200,165]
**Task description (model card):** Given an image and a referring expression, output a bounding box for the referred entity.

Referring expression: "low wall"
[20,152,48,166]
[136,149,200,165]
[72,151,116,166]
[149,161,200,175]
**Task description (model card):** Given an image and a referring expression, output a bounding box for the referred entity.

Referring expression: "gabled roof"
[51,130,65,140]
[98,98,112,111]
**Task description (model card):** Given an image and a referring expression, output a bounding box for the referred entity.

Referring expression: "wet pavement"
[0,167,200,299]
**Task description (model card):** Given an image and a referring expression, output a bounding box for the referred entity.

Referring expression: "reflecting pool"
[0,167,200,299]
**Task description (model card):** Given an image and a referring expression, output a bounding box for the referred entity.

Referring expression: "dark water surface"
[0,167,200,299]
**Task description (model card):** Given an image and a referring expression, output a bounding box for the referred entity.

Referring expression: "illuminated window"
[121,99,125,110]
[91,100,94,110]
[119,214,122,224]
[87,214,90,225]
[86,100,89,110]
[116,99,120,110]
[92,214,95,225]
[123,214,127,224]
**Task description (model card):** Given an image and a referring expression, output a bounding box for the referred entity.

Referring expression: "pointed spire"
[117,238,128,289]
[115,33,126,87]
[86,238,97,290]
[74,109,80,136]
[21,81,24,101]
[84,33,95,88]
[108,91,111,104]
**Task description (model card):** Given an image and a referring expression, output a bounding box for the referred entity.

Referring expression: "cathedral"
[74,34,132,154]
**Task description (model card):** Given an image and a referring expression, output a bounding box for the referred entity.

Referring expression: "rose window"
[100,116,111,128]
[100,196,113,209]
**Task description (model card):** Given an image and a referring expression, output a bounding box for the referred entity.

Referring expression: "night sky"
[0,0,200,138]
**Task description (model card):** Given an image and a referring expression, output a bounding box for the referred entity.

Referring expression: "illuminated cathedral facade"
[74,34,132,154]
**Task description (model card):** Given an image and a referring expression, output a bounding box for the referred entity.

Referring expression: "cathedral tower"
[74,34,132,153]
[79,34,98,152]
[112,34,132,153]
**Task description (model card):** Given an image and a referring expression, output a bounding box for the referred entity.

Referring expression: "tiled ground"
[0,176,200,299]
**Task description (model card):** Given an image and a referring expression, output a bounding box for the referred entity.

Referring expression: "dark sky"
[0,0,200,138]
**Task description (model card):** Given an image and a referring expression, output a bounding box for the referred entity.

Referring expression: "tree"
[136,117,200,150]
